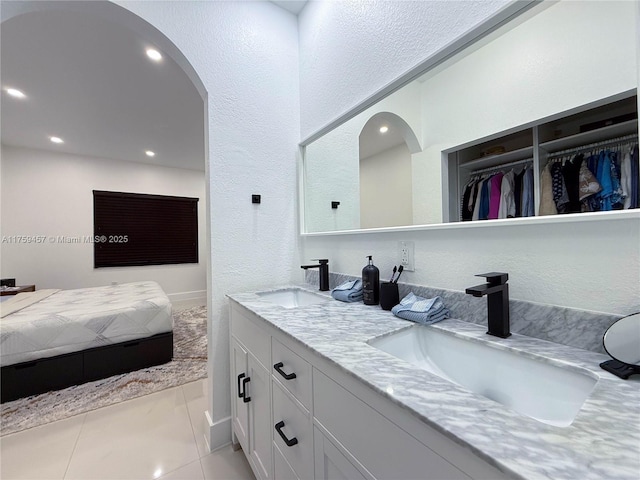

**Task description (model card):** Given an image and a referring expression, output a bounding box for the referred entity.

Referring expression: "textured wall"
[298,0,640,315]
[111,0,301,436]
[298,0,512,139]
[0,145,206,297]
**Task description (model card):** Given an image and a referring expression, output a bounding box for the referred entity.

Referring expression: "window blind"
[93,190,198,268]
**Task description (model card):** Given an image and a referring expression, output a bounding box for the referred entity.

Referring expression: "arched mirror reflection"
[359,112,421,229]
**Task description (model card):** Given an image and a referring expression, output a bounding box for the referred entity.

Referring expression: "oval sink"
[257,288,329,309]
[368,325,597,427]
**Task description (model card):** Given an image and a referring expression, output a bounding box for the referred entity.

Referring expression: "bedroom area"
[1,4,216,477]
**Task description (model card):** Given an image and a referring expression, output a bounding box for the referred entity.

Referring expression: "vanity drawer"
[272,338,312,409]
[274,442,300,480]
[231,304,270,369]
[272,380,313,479]
[313,368,469,480]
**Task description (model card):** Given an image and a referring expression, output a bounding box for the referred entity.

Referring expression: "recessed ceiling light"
[146,48,162,62]
[145,150,156,157]
[5,88,26,99]
[379,126,389,134]
[49,136,64,144]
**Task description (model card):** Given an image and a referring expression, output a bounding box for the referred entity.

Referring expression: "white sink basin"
[368,326,597,427]
[257,288,329,309]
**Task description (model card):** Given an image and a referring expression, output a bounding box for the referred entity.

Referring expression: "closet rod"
[470,157,532,176]
[547,133,639,158]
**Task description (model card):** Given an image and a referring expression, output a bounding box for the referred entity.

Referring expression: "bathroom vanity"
[228,286,640,480]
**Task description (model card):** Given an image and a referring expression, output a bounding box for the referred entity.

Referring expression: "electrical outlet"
[398,241,415,272]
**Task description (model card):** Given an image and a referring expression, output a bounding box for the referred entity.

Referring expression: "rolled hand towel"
[391,292,450,325]
[331,279,363,303]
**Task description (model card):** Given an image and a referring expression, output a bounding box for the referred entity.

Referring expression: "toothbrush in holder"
[392,266,404,284]
[389,266,397,283]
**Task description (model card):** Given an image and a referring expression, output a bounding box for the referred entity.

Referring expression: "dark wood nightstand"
[0,285,36,296]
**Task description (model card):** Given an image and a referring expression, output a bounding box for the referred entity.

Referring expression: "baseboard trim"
[205,411,231,453]
[168,290,206,310]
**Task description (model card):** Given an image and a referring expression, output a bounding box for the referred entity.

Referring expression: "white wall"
[0,145,207,300]
[298,0,513,139]
[360,143,413,228]
[112,0,301,448]
[299,0,640,315]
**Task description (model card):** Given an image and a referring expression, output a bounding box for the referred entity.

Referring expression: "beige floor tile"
[182,380,210,458]
[200,445,255,480]
[158,459,204,480]
[0,413,85,480]
[64,386,199,480]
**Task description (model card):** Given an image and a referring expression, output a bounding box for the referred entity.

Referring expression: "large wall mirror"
[302,1,639,234]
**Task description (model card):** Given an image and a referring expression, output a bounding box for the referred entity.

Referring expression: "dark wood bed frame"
[1,332,173,403]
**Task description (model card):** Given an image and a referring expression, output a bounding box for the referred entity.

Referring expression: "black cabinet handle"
[275,421,298,447]
[242,376,251,403]
[273,362,297,380]
[237,373,246,398]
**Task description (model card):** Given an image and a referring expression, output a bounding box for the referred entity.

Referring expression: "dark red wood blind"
[93,190,198,268]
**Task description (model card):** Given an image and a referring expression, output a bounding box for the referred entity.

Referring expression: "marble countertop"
[228,285,640,480]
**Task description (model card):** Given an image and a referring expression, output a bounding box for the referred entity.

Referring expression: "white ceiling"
[1,10,205,171]
[359,118,406,160]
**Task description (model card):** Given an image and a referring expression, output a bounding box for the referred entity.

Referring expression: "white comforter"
[0,281,172,367]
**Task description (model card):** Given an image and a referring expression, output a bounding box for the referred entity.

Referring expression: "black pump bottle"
[362,255,380,305]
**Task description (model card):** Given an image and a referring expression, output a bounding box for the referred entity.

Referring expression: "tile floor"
[0,380,255,480]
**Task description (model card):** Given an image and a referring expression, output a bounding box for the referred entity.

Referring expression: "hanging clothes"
[629,144,639,209]
[498,170,516,219]
[539,164,557,216]
[550,162,570,213]
[488,172,504,219]
[578,160,601,202]
[621,150,632,209]
[478,177,491,220]
[561,154,583,213]
[596,151,614,211]
[514,169,525,217]
[609,151,624,209]
[460,179,476,221]
[521,167,534,217]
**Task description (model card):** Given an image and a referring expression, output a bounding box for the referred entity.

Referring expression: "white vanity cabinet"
[229,301,510,480]
[230,306,272,480]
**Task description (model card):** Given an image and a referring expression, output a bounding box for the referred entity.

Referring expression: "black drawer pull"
[273,362,297,380]
[275,421,298,447]
[242,376,251,403]
[237,373,246,398]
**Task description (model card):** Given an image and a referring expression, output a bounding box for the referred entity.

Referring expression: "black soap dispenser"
[362,255,380,305]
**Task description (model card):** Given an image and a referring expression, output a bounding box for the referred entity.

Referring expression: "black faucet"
[301,259,329,291]
[465,272,511,338]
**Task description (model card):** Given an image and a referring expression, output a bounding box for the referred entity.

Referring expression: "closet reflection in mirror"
[302,0,639,234]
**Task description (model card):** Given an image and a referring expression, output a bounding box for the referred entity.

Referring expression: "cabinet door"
[314,427,369,480]
[248,353,272,480]
[231,338,249,452]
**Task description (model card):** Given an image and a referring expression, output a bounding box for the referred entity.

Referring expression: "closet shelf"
[459,146,534,171]
[539,119,638,153]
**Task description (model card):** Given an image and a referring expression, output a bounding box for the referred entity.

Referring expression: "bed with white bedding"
[0,281,173,402]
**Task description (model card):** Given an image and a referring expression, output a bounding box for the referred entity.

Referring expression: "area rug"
[0,305,207,436]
